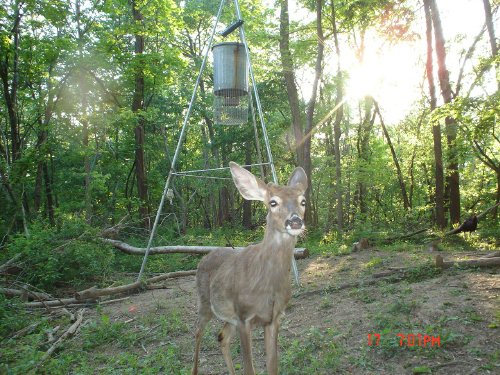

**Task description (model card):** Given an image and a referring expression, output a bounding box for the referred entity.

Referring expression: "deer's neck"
[261,226,297,256]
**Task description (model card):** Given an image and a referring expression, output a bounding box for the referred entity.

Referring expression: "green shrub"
[4,218,114,290]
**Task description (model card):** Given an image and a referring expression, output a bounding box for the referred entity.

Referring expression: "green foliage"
[4,218,114,290]
[0,296,30,338]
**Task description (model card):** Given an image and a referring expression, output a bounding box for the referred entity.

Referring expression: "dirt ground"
[96,248,499,374]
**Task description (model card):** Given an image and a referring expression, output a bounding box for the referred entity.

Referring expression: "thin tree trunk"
[199,79,219,228]
[424,0,446,229]
[82,97,91,224]
[331,0,344,232]
[373,100,410,210]
[131,0,149,228]
[279,0,304,167]
[42,161,55,226]
[301,0,324,225]
[428,0,461,225]
[357,96,375,216]
[34,162,43,212]
[482,0,499,90]
[0,1,22,163]
[76,0,92,224]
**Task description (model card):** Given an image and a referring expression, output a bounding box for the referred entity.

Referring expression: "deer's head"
[229,162,308,236]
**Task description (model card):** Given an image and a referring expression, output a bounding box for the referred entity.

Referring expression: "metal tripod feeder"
[212,42,249,125]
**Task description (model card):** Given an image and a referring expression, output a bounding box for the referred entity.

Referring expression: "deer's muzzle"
[285,214,304,231]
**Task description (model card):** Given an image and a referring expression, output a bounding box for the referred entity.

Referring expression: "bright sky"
[287,0,495,124]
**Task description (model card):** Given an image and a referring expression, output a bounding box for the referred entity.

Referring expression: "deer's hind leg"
[218,322,236,375]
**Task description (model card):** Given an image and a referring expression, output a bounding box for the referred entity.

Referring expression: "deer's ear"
[229,162,267,201]
[288,167,308,193]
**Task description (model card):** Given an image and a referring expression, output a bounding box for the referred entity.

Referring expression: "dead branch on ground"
[0,288,51,301]
[35,308,85,369]
[0,253,22,274]
[435,254,500,269]
[101,238,309,259]
[24,270,196,308]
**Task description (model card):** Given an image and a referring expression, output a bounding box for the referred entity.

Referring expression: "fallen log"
[0,253,22,275]
[75,270,196,300]
[435,254,500,269]
[0,287,51,301]
[101,238,309,259]
[25,270,197,308]
[24,297,95,308]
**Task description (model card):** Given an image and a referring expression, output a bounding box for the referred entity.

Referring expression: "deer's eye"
[270,200,278,207]
[301,199,306,207]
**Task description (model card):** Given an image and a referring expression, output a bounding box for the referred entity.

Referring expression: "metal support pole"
[233,0,300,286]
[136,0,225,281]
[249,91,266,179]
[233,0,277,184]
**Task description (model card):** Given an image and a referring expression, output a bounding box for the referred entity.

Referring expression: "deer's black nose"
[285,214,303,230]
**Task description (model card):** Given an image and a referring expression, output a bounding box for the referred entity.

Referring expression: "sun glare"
[346,61,382,100]
[288,0,487,124]
[344,38,423,119]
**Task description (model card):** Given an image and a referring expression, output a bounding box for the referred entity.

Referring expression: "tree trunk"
[0,1,22,163]
[82,96,91,224]
[424,0,446,229]
[279,0,304,168]
[34,162,43,212]
[131,0,149,228]
[428,0,461,225]
[302,0,324,225]
[357,96,375,216]
[76,0,92,224]
[42,160,55,226]
[331,0,344,232]
[482,0,499,90]
[373,100,410,210]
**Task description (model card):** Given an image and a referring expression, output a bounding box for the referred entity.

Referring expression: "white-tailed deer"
[192,162,308,375]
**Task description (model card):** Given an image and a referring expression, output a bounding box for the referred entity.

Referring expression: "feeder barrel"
[212,42,250,125]
[212,42,248,97]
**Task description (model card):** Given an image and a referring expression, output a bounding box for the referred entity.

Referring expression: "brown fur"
[192,162,308,375]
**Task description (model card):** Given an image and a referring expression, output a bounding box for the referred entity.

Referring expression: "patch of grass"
[462,308,483,324]
[320,296,333,309]
[280,327,342,374]
[349,287,377,304]
[405,262,442,283]
[480,350,500,371]
[81,315,135,350]
[488,310,500,329]
[389,300,418,315]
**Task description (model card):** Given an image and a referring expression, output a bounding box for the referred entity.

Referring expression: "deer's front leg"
[264,321,279,375]
[237,320,255,375]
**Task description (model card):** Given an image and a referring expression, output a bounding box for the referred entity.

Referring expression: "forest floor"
[2,241,500,374]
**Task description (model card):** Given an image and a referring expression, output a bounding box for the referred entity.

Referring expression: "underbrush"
[2,218,114,291]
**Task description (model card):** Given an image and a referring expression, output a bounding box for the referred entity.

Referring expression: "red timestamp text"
[367,333,441,347]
